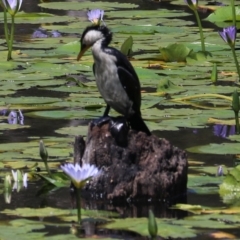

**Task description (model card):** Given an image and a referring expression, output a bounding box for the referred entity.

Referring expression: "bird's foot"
[90,116,111,129]
[109,116,129,147]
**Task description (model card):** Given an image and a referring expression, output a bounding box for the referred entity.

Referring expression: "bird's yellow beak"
[77,45,90,61]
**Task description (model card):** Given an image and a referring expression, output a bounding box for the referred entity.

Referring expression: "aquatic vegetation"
[148,210,158,239]
[232,90,240,133]
[1,0,240,238]
[185,0,205,52]
[39,140,51,176]
[213,124,235,138]
[60,163,100,189]
[61,163,100,223]
[211,63,218,84]
[0,0,22,60]
[230,0,236,25]
[219,26,240,81]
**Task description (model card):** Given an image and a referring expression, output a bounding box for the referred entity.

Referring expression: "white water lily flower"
[23,173,28,188]
[11,170,28,188]
[11,170,18,182]
[1,0,23,16]
[61,163,100,189]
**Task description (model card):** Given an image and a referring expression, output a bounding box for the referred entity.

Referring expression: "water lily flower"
[217,165,224,177]
[12,169,28,183]
[61,163,100,224]
[11,170,28,190]
[8,109,24,124]
[87,9,104,25]
[12,169,21,182]
[184,0,198,11]
[1,0,22,16]
[219,26,240,82]
[61,163,100,189]
[213,124,235,138]
[219,26,237,47]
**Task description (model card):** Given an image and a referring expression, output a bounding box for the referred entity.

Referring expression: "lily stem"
[172,93,232,102]
[76,188,81,224]
[3,9,9,49]
[230,46,240,82]
[234,111,240,134]
[193,9,205,52]
[7,15,15,61]
[44,161,51,177]
[230,0,236,26]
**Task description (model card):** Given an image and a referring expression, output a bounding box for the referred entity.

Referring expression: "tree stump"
[74,120,188,201]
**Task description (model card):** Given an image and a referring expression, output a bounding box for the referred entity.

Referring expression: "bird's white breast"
[92,41,133,116]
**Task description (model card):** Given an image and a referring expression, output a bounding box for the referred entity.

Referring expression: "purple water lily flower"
[1,0,23,16]
[61,163,100,189]
[219,26,237,47]
[87,9,104,25]
[184,0,198,10]
[213,124,235,138]
[216,165,223,176]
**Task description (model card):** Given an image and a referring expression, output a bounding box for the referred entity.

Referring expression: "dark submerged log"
[74,120,188,201]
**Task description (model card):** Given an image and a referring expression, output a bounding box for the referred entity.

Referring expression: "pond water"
[0,0,240,239]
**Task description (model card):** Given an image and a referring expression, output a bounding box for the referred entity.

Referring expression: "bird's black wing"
[107,47,141,113]
[92,63,95,76]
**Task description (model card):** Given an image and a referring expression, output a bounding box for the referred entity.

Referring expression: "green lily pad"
[55,126,89,136]
[187,143,240,155]
[0,219,46,240]
[1,207,70,217]
[104,218,197,238]
[38,2,138,10]
[0,97,61,105]
[206,6,240,22]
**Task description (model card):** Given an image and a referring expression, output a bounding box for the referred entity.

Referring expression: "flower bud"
[39,140,48,162]
[211,63,218,84]
[232,90,240,113]
[148,210,158,238]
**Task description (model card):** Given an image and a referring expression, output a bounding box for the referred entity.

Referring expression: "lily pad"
[38,2,138,10]
[187,143,240,155]
[206,6,240,22]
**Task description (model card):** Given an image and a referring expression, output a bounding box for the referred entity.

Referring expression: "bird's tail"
[129,113,151,136]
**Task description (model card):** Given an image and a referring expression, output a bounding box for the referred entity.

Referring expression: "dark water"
[0,0,236,239]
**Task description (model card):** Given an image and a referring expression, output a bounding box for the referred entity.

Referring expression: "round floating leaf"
[2,207,70,217]
[38,2,138,10]
[107,10,190,19]
[14,12,74,24]
[104,218,196,238]
[206,6,240,23]
[55,126,89,136]
[25,109,99,120]
[0,219,45,240]
[188,143,240,155]
[0,97,62,105]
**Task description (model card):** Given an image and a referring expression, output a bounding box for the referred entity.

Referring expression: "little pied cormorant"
[77,25,151,136]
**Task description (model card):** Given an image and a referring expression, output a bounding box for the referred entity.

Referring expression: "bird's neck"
[92,38,110,60]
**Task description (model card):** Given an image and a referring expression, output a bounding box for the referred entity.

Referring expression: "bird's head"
[77,25,112,61]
